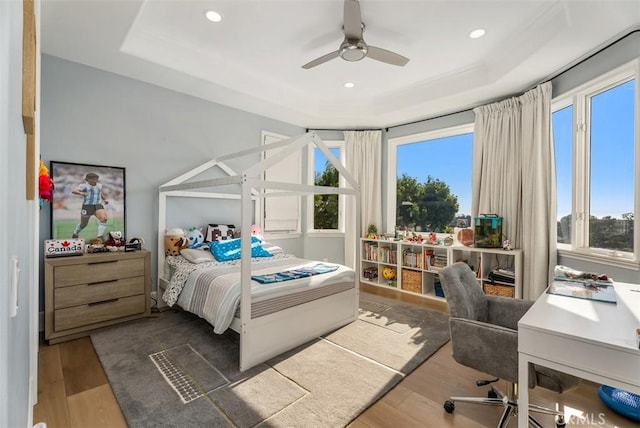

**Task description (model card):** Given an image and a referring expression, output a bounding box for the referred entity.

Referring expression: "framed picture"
[50,161,126,240]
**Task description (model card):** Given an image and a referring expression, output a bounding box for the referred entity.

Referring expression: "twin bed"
[157,132,361,371]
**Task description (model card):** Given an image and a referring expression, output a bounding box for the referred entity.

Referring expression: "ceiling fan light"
[204,10,223,23]
[340,45,366,62]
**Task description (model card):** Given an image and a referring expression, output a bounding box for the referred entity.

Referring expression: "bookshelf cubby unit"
[360,238,523,300]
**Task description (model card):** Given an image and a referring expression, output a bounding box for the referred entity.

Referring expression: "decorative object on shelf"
[456,228,474,246]
[363,267,378,280]
[125,237,144,252]
[502,239,513,251]
[474,214,503,248]
[366,223,378,238]
[382,266,396,281]
[87,237,108,253]
[105,231,126,252]
[428,232,437,244]
[44,238,85,258]
[443,235,454,246]
[405,232,423,242]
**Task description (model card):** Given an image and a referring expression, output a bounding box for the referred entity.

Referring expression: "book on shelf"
[380,247,397,264]
[427,254,447,270]
[402,250,423,269]
[363,243,378,261]
[488,269,515,284]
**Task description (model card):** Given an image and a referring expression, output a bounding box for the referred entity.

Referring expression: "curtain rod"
[306,128,383,133]
[381,26,640,132]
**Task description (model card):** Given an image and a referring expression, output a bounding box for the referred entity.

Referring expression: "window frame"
[386,123,474,234]
[306,140,345,237]
[552,59,639,268]
[261,130,302,239]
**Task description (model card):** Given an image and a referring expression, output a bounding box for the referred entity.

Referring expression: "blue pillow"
[210,236,273,262]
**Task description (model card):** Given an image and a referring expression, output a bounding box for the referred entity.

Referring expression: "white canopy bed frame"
[157,131,361,371]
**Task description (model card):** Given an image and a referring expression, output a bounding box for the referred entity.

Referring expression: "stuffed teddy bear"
[164,227,187,256]
[105,231,125,252]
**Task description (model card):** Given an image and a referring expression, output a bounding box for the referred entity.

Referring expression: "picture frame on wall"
[50,161,126,240]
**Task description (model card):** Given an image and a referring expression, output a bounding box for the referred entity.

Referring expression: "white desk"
[518,281,640,428]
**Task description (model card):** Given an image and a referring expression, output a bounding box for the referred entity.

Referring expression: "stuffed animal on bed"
[185,227,205,249]
[205,224,236,242]
[164,227,188,256]
[251,224,263,240]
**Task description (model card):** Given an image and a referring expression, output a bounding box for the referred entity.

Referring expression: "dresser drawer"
[54,258,145,287]
[54,276,144,309]
[55,294,146,331]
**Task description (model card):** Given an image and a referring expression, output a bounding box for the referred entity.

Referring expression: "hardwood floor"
[33,337,126,428]
[33,290,633,428]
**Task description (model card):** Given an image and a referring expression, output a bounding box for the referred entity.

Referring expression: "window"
[387,124,474,234]
[553,104,573,245]
[262,131,301,235]
[307,141,344,234]
[552,60,638,264]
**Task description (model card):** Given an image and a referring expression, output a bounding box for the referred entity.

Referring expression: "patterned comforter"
[163,255,355,333]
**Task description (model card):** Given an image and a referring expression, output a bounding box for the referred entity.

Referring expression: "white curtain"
[472,82,556,299]
[344,130,382,268]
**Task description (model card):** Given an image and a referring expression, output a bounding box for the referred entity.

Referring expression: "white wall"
[1,0,38,426]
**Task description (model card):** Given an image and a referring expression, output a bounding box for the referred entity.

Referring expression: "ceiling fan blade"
[366,45,410,66]
[343,0,362,39]
[302,50,341,69]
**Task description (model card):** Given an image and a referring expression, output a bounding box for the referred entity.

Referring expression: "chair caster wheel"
[444,400,455,413]
[488,389,498,399]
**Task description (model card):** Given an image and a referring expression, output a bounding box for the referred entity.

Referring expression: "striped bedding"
[165,255,355,334]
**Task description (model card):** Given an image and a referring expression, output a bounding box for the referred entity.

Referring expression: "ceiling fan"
[302,0,409,69]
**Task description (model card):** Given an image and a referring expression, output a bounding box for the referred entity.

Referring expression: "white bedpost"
[157,191,167,307]
[239,173,253,371]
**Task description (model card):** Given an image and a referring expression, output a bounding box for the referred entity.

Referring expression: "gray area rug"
[91,292,450,427]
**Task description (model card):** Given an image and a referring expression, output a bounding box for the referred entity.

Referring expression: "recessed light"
[344,82,355,88]
[204,10,222,23]
[469,28,485,39]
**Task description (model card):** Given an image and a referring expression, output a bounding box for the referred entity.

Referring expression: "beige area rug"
[91,292,450,427]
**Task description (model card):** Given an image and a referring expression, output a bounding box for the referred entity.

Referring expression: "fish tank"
[474,215,503,248]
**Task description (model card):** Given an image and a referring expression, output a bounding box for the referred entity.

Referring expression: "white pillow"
[261,242,284,255]
[180,248,215,264]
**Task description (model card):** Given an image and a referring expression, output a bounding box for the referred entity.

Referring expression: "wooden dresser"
[44,250,151,344]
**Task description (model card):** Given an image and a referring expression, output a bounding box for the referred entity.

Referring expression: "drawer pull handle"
[88,260,118,265]
[87,280,117,286]
[88,298,119,306]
